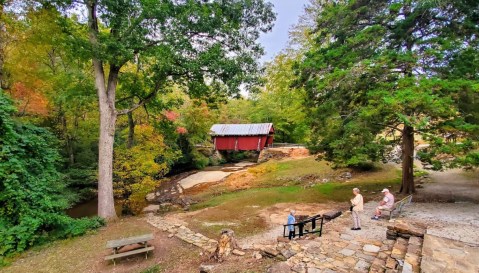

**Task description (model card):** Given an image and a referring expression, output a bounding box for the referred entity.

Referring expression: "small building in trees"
[210,123,274,151]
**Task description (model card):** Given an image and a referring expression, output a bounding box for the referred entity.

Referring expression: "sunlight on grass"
[188,159,402,237]
[189,178,401,238]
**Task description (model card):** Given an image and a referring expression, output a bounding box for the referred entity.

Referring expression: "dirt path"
[416,168,479,203]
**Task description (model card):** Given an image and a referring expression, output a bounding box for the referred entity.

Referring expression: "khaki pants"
[352,210,361,228]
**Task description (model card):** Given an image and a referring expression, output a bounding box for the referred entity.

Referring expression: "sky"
[259,0,310,63]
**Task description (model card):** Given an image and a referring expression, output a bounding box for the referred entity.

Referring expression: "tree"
[297,0,479,194]
[251,52,310,143]
[45,0,275,219]
[114,124,178,214]
[2,7,99,202]
[0,91,103,259]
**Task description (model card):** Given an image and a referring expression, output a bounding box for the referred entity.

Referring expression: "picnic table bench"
[379,195,413,220]
[105,233,154,265]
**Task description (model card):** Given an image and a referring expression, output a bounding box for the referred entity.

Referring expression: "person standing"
[287,210,296,240]
[350,188,364,230]
[372,188,395,220]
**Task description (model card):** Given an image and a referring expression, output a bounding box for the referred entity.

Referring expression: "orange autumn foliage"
[10,82,49,116]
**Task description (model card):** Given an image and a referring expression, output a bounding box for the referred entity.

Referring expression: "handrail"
[270,143,306,148]
[283,214,323,239]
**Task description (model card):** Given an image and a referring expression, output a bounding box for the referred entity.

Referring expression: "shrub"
[0,92,104,259]
[114,125,178,214]
[191,149,210,169]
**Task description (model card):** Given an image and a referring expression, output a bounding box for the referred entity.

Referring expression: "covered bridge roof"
[210,123,274,136]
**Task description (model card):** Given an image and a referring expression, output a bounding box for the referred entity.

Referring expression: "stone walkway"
[257,203,398,273]
[147,215,219,253]
[147,202,413,272]
[147,201,471,273]
[421,234,479,273]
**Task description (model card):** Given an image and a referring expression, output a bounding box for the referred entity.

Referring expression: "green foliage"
[1,7,99,205]
[218,53,311,144]
[190,149,210,169]
[297,0,479,170]
[141,265,162,273]
[0,91,104,259]
[251,53,310,143]
[114,124,179,214]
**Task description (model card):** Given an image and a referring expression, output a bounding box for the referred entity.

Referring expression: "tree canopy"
[296,0,479,193]
[36,0,277,219]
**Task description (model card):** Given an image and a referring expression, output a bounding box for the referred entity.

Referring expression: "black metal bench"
[283,214,324,239]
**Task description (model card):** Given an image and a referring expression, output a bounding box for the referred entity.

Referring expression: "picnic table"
[105,233,155,265]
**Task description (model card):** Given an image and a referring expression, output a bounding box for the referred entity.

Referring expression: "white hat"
[381,188,389,193]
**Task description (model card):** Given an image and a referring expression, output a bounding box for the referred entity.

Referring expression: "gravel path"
[416,168,479,203]
[237,200,479,248]
[401,202,479,245]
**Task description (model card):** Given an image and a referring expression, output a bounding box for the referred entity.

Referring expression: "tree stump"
[211,229,239,262]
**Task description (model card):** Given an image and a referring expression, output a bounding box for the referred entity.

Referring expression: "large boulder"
[387,221,426,237]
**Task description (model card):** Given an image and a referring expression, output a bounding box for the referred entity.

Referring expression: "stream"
[67,161,256,218]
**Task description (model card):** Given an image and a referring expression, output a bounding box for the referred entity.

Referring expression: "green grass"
[414,169,429,177]
[192,180,400,212]
[141,265,162,273]
[252,158,335,186]
[187,157,402,238]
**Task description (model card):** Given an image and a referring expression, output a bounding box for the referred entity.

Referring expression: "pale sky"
[259,0,310,63]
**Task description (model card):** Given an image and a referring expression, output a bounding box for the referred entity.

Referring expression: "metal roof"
[210,123,274,136]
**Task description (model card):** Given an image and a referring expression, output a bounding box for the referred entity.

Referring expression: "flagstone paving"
[148,201,479,273]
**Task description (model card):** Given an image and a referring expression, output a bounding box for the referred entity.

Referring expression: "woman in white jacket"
[350,188,364,230]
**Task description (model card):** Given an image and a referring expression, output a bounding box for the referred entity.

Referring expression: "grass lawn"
[186,157,402,238]
[2,157,403,272]
[2,217,202,273]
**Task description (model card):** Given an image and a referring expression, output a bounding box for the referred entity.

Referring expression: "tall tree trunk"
[87,1,118,220]
[97,94,117,219]
[400,125,415,194]
[66,135,75,166]
[59,109,75,166]
[127,110,135,149]
[0,7,6,90]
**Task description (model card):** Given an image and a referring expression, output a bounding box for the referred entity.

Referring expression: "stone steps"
[369,220,426,273]
[368,239,395,273]
[369,235,423,273]
[402,236,423,273]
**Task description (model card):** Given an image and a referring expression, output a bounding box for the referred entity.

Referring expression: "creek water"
[66,198,122,218]
[67,161,256,218]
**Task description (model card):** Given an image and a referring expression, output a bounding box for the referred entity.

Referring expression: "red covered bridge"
[210,123,274,151]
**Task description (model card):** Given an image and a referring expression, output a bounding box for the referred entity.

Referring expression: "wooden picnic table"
[105,233,154,265]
